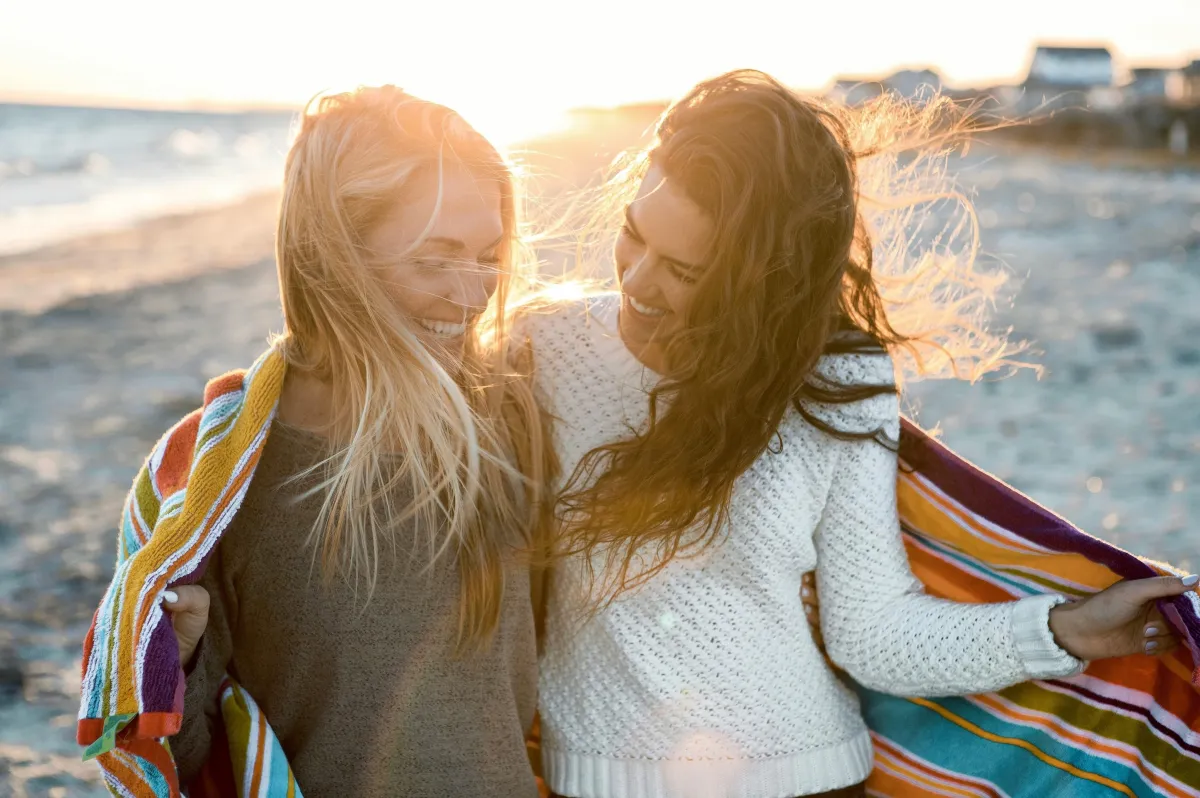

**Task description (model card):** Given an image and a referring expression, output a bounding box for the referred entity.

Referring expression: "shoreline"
[0,191,281,315]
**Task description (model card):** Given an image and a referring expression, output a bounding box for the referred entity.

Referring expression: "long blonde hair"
[554,70,1021,600]
[274,86,550,648]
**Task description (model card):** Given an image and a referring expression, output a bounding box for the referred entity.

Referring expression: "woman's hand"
[1048,574,1198,662]
[162,585,210,668]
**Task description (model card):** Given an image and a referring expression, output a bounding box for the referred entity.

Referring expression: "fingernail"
[801,587,811,598]
[162,590,179,604]
[1182,574,1199,587]
[1145,641,1159,652]
[1145,626,1160,637]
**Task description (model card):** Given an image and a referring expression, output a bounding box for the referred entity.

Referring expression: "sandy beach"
[2,132,1200,794]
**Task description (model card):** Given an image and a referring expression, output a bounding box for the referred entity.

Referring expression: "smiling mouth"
[416,318,469,338]
[625,293,667,318]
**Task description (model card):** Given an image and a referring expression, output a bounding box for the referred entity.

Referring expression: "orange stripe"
[98,749,158,798]
[1084,651,1200,704]
[871,736,1002,797]
[903,539,1015,603]
[203,370,246,405]
[249,705,269,796]
[154,413,201,498]
[875,752,983,797]
[909,697,1138,797]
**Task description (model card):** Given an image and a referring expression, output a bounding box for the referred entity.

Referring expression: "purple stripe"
[140,615,180,714]
[899,418,1200,681]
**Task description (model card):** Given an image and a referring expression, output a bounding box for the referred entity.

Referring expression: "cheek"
[386,265,444,317]
[663,281,696,317]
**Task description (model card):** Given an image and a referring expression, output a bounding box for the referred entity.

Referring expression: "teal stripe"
[136,750,172,797]
[860,688,1157,796]
[119,501,138,563]
[268,733,304,797]
[197,390,242,437]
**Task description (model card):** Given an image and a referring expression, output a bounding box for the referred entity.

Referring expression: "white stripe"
[256,714,273,798]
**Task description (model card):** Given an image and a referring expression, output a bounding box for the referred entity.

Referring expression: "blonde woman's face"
[365,163,504,358]
[614,164,713,373]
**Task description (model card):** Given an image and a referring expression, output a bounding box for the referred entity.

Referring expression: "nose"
[621,252,657,298]
[450,264,497,319]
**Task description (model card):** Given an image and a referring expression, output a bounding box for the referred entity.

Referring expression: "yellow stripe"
[909,696,1138,797]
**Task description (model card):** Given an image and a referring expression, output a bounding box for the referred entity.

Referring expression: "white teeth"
[627,295,667,318]
[417,318,468,337]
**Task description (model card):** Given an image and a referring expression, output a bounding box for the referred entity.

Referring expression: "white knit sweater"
[526,294,1083,798]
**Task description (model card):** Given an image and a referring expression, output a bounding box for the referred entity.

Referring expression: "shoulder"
[800,350,899,440]
[512,291,619,356]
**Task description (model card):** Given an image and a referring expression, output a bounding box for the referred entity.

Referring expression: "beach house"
[1021,44,1118,112]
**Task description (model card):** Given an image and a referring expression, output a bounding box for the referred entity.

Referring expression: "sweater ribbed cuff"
[1012,594,1086,679]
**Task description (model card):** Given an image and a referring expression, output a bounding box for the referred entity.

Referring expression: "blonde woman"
[151,88,550,795]
[521,71,1196,798]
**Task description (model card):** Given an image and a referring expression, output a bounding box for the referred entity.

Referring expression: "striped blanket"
[861,419,1200,796]
[77,348,301,797]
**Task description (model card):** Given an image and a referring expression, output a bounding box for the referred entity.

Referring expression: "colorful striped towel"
[860,419,1200,796]
[77,348,302,797]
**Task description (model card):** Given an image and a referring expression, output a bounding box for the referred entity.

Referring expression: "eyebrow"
[624,205,703,273]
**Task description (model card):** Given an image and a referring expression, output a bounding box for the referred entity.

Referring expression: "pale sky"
[2,0,1197,144]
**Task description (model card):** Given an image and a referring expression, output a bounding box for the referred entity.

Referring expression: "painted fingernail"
[1183,574,1199,587]
[1145,626,1160,637]
[1145,641,1159,652]
[162,590,179,604]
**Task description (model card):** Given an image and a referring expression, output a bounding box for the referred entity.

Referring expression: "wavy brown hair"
[556,69,1022,600]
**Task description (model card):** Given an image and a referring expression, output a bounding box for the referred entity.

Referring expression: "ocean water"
[0,103,295,256]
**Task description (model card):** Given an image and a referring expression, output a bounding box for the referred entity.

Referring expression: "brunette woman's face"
[615,164,714,373]
[364,162,503,362]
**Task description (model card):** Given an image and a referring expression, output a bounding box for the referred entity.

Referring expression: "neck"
[278,370,335,435]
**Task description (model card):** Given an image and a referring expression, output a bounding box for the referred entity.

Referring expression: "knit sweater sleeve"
[172,541,237,784]
[810,355,1083,697]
